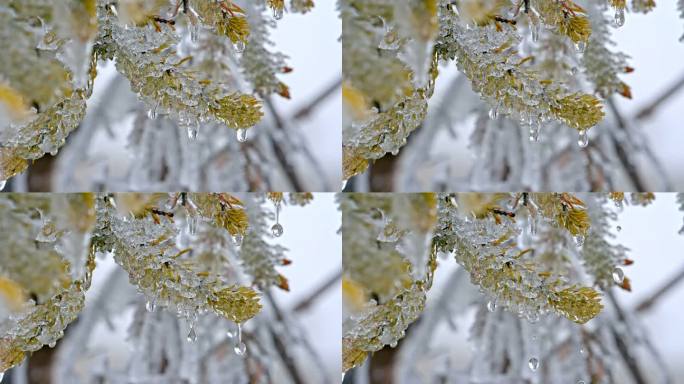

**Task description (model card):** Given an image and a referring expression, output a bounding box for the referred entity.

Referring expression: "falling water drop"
[612,267,624,284]
[614,9,625,27]
[273,7,284,20]
[577,129,589,148]
[528,357,539,372]
[236,128,247,142]
[146,299,156,312]
[488,106,498,120]
[271,223,284,237]
[187,325,197,342]
[487,300,496,312]
[616,225,622,232]
[187,123,199,140]
[234,40,246,53]
[0,180,5,191]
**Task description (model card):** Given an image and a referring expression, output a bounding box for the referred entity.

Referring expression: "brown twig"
[292,77,342,121]
[635,71,684,120]
[263,99,307,191]
[605,99,648,191]
[293,270,342,313]
[635,263,684,313]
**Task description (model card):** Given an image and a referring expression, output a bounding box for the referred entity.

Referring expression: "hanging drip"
[271,201,284,237]
[234,323,247,356]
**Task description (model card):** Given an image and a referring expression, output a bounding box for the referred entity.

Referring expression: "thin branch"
[264,99,307,191]
[635,71,684,120]
[605,99,648,191]
[635,263,684,313]
[293,270,342,313]
[606,290,648,384]
[292,77,342,121]
[263,293,307,384]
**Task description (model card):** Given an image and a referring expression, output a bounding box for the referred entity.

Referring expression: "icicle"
[188,215,197,235]
[0,180,5,191]
[187,323,197,342]
[528,357,539,371]
[341,179,348,190]
[187,123,199,140]
[234,40,246,53]
[271,201,284,237]
[147,103,158,120]
[575,41,586,53]
[531,22,540,42]
[234,323,246,356]
[0,372,4,382]
[190,24,199,42]
[233,234,243,246]
[236,128,248,142]
[273,7,284,20]
[488,106,498,120]
[612,267,624,284]
[487,300,496,312]
[614,8,625,27]
[146,299,156,312]
[529,122,540,142]
[577,129,588,148]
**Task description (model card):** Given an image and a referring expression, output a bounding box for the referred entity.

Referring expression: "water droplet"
[579,346,586,355]
[616,225,622,232]
[234,40,246,53]
[614,9,625,27]
[147,104,158,120]
[448,195,459,208]
[487,300,496,312]
[234,341,247,356]
[578,381,586,384]
[575,235,585,247]
[273,7,284,20]
[190,24,199,42]
[49,341,56,348]
[578,129,589,148]
[146,300,156,312]
[488,106,498,120]
[576,41,586,53]
[0,180,5,191]
[236,128,247,142]
[528,357,539,372]
[187,123,199,140]
[612,267,624,284]
[226,329,234,338]
[187,326,197,342]
[234,234,243,246]
[271,223,284,237]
